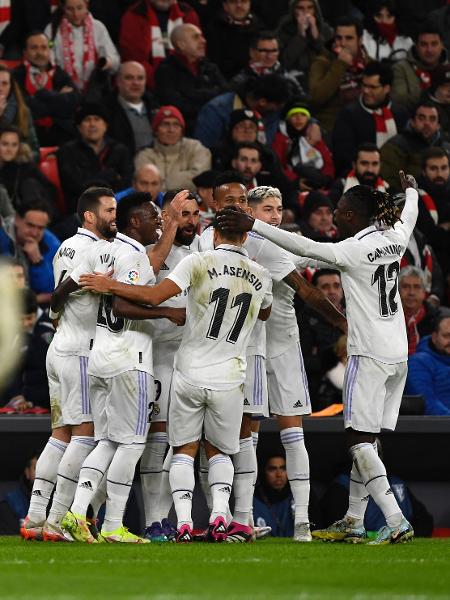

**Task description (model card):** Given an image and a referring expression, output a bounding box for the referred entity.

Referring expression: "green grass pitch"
[1,537,450,599]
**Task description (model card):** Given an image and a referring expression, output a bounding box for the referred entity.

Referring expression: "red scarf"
[361,99,397,147]
[339,55,366,103]
[23,60,56,129]
[60,13,97,91]
[405,305,426,355]
[376,22,398,47]
[343,170,387,193]
[49,0,58,10]
[414,65,432,89]
[419,189,438,224]
[0,0,10,36]
[148,4,184,67]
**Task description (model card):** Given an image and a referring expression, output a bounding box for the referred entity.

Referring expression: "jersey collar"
[115,232,146,253]
[215,243,249,257]
[355,225,378,241]
[76,227,99,241]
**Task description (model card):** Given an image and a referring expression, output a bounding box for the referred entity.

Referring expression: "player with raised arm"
[60,193,185,544]
[140,192,200,542]
[218,171,418,545]
[21,187,117,543]
[79,209,273,543]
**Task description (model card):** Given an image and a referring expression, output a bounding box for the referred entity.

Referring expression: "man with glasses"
[333,61,409,176]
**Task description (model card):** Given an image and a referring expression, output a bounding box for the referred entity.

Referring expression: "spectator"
[405,315,450,415]
[192,169,216,232]
[361,0,413,64]
[309,16,371,133]
[135,104,210,190]
[119,0,200,89]
[14,31,79,147]
[105,61,157,157]
[428,3,450,53]
[205,0,263,80]
[116,163,164,208]
[297,268,346,410]
[272,97,334,186]
[195,73,290,149]
[45,0,120,94]
[0,454,38,534]
[399,266,440,356]
[155,24,228,135]
[416,147,450,279]
[421,64,450,140]
[391,25,447,112]
[277,0,333,92]
[253,454,295,538]
[332,61,409,176]
[230,30,302,97]
[57,102,132,213]
[380,102,450,193]
[298,191,337,241]
[0,65,39,159]
[329,142,388,204]
[0,125,55,210]
[3,256,26,288]
[1,198,60,305]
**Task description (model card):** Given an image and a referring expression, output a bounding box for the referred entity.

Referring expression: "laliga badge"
[127,270,139,284]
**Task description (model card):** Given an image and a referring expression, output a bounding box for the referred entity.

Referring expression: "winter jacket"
[332,96,409,176]
[391,46,448,112]
[135,137,211,191]
[405,336,450,415]
[380,124,450,193]
[155,53,228,135]
[361,29,413,64]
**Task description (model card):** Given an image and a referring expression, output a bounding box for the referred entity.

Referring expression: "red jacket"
[272,130,335,182]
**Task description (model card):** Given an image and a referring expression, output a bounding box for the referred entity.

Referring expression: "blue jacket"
[253,493,294,537]
[28,230,60,294]
[194,92,281,149]
[405,336,450,415]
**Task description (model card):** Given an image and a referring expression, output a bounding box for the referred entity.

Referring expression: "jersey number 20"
[207,287,252,344]
[371,261,400,317]
[97,295,125,332]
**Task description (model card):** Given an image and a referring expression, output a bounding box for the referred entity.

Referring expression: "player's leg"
[268,343,311,542]
[45,356,96,540]
[158,445,177,540]
[167,371,204,542]
[100,370,152,543]
[204,439,233,542]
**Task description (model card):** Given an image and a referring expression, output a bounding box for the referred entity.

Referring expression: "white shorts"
[343,355,408,433]
[152,340,178,423]
[168,370,243,455]
[89,370,154,444]
[266,341,311,416]
[46,345,91,429]
[244,354,269,417]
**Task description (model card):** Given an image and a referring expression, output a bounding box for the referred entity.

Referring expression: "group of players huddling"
[20,169,418,545]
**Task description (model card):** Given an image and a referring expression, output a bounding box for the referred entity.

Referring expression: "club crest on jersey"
[127,270,139,283]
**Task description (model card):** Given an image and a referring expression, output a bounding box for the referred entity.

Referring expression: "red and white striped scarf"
[49,0,58,11]
[419,189,438,224]
[343,171,387,193]
[405,305,427,355]
[0,0,11,37]
[148,4,184,66]
[414,65,432,90]
[23,60,56,129]
[360,97,397,148]
[60,13,97,91]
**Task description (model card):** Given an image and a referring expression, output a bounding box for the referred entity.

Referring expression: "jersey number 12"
[371,261,400,317]
[207,287,252,344]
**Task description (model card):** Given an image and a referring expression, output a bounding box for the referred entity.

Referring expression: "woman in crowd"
[362,0,413,63]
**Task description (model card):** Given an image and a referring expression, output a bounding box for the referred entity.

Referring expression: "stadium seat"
[38,147,67,214]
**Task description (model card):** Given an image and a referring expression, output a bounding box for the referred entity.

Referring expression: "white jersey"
[252,188,419,364]
[51,227,100,357]
[168,244,272,390]
[71,232,156,377]
[199,227,294,357]
[150,236,200,344]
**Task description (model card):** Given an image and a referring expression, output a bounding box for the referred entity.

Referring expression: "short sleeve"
[167,253,198,290]
[255,239,296,282]
[70,245,98,284]
[330,239,363,270]
[261,276,273,309]
[115,252,155,286]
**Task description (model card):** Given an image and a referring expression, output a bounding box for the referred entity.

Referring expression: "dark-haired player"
[21,187,117,542]
[218,171,418,545]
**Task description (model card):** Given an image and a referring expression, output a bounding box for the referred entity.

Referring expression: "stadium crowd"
[0,0,449,542]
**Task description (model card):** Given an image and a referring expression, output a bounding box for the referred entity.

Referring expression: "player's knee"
[345,428,376,450]
[150,421,167,433]
[173,441,199,458]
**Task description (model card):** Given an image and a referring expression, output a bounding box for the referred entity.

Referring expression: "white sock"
[232,437,256,526]
[71,439,117,518]
[47,436,96,526]
[102,443,145,533]
[140,432,168,526]
[350,443,403,528]
[169,453,194,529]
[209,454,233,523]
[28,437,68,525]
[345,460,368,526]
[280,427,310,524]
[249,431,259,528]
[199,442,212,511]
[158,446,173,521]
[89,473,107,520]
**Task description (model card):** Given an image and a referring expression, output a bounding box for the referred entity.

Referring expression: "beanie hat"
[75,103,110,125]
[229,109,259,131]
[152,105,186,131]
[302,191,333,220]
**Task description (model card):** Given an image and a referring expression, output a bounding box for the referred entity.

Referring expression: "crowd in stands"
[0,0,449,416]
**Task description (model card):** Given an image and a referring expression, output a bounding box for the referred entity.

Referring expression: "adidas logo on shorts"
[243,398,250,406]
[180,492,192,500]
[293,400,303,408]
[218,486,231,494]
[80,480,93,491]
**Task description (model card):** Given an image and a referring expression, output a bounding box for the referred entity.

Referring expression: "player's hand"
[216,206,255,233]
[167,190,191,225]
[165,307,186,326]
[399,170,418,192]
[79,272,113,293]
